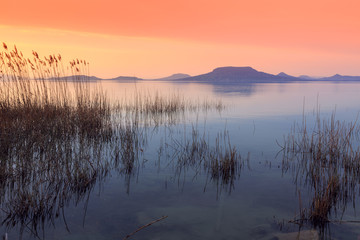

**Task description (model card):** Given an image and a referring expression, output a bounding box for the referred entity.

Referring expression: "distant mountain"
[108,76,143,81]
[46,69,360,83]
[152,73,191,80]
[318,74,360,81]
[277,72,294,78]
[48,75,102,81]
[179,66,299,83]
[298,75,316,80]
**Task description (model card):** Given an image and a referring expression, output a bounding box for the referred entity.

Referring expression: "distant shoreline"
[47,66,360,83]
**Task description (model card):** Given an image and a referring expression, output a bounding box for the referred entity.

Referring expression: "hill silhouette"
[179,66,299,82]
[48,75,102,81]
[48,67,360,83]
[318,74,360,81]
[107,76,143,81]
[151,73,191,80]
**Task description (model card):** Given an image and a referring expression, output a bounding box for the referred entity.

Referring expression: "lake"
[1,80,360,239]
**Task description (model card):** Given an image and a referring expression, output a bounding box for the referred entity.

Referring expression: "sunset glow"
[1,0,359,78]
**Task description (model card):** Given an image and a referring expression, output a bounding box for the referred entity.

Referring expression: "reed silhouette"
[281,110,360,237]
[0,43,226,238]
[164,126,243,195]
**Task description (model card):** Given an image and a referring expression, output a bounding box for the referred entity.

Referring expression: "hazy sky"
[1,0,359,78]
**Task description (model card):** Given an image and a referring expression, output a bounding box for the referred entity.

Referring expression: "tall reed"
[0,43,116,238]
[281,110,360,234]
[0,43,226,238]
[164,126,243,194]
[114,90,224,127]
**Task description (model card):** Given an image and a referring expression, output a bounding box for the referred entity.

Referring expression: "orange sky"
[1,0,359,78]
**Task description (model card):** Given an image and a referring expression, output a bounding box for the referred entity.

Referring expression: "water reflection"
[3,76,360,239]
[211,83,256,95]
[0,116,148,238]
[104,80,360,119]
[159,127,244,197]
[0,78,226,239]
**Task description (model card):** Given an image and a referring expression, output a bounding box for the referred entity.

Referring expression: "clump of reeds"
[117,91,224,114]
[115,91,224,127]
[0,42,112,141]
[0,43,118,237]
[208,138,240,186]
[309,175,340,225]
[0,43,226,237]
[281,110,360,232]
[165,127,243,193]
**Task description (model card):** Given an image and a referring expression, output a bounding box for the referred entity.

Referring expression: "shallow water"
[2,80,360,239]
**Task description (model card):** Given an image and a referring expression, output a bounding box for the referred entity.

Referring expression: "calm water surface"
[2,80,360,239]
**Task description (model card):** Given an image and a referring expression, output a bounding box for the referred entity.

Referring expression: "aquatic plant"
[164,126,243,194]
[115,90,224,127]
[0,43,226,238]
[281,110,360,234]
[0,44,136,238]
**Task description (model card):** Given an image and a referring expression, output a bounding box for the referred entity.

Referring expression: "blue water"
[2,81,360,239]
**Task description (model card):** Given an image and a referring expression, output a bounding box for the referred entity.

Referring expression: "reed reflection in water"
[0,44,227,239]
[281,109,360,238]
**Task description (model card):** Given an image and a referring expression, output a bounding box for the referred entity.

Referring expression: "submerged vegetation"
[162,127,244,194]
[0,43,126,238]
[115,91,224,127]
[281,110,360,235]
[2,42,360,239]
[117,91,224,115]
[0,43,231,238]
